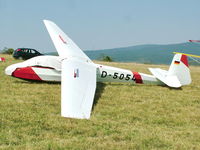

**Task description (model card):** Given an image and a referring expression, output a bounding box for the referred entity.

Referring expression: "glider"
[5,20,192,119]
[189,40,200,43]
[0,57,5,62]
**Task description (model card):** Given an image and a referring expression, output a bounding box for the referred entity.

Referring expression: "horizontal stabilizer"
[149,53,191,88]
[149,68,181,88]
[61,58,96,119]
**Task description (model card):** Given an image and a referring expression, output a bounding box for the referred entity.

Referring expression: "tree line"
[0,47,14,54]
[0,47,114,62]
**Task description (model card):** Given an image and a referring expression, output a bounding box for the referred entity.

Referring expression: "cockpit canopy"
[21,55,61,71]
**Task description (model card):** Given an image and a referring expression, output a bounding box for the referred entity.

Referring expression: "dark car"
[13,48,43,60]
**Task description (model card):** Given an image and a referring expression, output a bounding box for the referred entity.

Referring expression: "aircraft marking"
[59,35,67,44]
[101,71,135,81]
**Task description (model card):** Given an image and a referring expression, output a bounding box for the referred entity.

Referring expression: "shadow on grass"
[160,85,183,90]
[92,82,106,110]
[14,79,60,85]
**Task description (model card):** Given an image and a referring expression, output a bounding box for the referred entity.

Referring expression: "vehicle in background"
[13,48,43,60]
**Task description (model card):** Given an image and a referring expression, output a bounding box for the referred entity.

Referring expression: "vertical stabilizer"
[168,54,191,85]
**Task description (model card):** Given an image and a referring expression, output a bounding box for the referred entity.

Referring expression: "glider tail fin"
[168,53,191,86]
[149,53,191,88]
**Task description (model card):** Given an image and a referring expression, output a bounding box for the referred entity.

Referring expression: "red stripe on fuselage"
[132,71,143,84]
[12,67,42,81]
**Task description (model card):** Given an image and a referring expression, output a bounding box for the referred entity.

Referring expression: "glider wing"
[44,20,96,119]
[61,58,96,119]
[43,20,91,62]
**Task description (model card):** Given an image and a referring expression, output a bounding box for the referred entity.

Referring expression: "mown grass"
[1,54,200,150]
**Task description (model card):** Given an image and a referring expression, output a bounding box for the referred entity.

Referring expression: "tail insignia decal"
[174,61,180,65]
[74,69,79,78]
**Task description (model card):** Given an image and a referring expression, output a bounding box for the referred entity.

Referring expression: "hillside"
[87,42,200,64]
[1,54,200,149]
[47,42,200,64]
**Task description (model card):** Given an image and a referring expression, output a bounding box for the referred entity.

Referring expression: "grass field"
[1,54,200,150]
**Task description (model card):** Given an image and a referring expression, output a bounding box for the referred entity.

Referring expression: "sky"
[1,0,200,53]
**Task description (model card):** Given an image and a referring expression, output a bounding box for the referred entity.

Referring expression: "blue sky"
[1,0,200,52]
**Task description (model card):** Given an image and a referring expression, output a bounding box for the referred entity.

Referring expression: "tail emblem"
[173,55,188,67]
[174,61,180,65]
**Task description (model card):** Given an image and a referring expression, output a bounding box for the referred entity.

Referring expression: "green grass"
[1,54,200,149]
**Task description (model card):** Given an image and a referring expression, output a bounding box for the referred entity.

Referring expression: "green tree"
[1,47,14,54]
[102,55,113,62]
[99,54,113,62]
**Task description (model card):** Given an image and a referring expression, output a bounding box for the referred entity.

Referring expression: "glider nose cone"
[5,64,17,75]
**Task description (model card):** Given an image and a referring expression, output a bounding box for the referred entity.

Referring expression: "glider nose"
[5,64,18,75]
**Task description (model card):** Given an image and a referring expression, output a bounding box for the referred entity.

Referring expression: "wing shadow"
[92,82,106,110]
[14,79,60,85]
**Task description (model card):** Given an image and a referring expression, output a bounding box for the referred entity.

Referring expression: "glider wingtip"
[43,19,48,23]
[43,19,54,25]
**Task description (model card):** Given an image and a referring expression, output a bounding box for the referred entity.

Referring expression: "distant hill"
[45,42,200,65]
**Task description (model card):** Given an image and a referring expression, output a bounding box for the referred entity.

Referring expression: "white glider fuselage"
[5,55,160,85]
[96,63,159,84]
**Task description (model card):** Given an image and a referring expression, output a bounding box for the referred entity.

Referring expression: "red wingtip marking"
[12,67,42,81]
[181,55,189,67]
[132,72,143,84]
